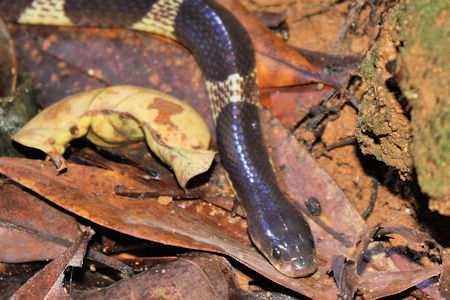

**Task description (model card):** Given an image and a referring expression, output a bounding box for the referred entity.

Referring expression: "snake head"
[247,205,317,278]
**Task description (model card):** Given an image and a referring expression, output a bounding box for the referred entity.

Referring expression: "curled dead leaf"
[10,228,94,300]
[12,85,215,187]
[332,224,446,299]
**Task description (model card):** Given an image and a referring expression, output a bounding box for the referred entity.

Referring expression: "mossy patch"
[0,74,38,157]
[356,1,413,178]
[397,0,449,211]
[357,0,449,213]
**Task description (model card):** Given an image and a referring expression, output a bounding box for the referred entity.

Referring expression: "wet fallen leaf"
[219,0,359,95]
[0,157,338,298]
[75,253,246,299]
[0,183,82,263]
[12,86,215,187]
[358,267,442,299]
[332,224,446,299]
[0,99,402,298]
[10,228,94,300]
[2,1,445,298]
[0,182,132,276]
[0,102,372,299]
[389,251,448,300]
[218,0,323,89]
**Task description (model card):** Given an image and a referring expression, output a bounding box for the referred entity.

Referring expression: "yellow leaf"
[13,86,215,187]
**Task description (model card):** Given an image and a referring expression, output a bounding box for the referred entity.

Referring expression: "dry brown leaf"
[0,157,338,299]
[76,253,246,299]
[10,228,94,300]
[0,183,82,263]
[333,224,446,299]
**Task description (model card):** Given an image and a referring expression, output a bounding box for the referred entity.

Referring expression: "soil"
[1,0,448,298]
[243,0,449,248]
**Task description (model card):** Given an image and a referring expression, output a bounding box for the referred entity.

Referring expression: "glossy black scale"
[216,102,317,276]
[0,0,317,277]
[63,0,157,27]
[174,0,254,80]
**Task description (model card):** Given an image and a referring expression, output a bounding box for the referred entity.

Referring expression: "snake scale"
[0,0,317,277]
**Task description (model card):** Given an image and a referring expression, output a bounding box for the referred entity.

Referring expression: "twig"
[362,177,379,220]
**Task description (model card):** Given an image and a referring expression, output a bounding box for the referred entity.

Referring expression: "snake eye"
[271,247,282,259]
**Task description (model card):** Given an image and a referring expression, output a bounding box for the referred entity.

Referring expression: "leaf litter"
[12,85,215,188]
[0,0,447,298]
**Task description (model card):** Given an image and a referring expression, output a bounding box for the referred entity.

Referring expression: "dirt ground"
[1,0,448,298]
[243,0,449,247]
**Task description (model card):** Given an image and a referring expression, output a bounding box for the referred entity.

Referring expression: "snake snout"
[278,254,318,278]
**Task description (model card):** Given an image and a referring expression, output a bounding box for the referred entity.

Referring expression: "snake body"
[1,0,317,277]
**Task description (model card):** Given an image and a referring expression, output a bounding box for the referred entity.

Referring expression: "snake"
[1,0,317,277]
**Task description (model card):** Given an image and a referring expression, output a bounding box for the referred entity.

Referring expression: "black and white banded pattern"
[0,0,317,278]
